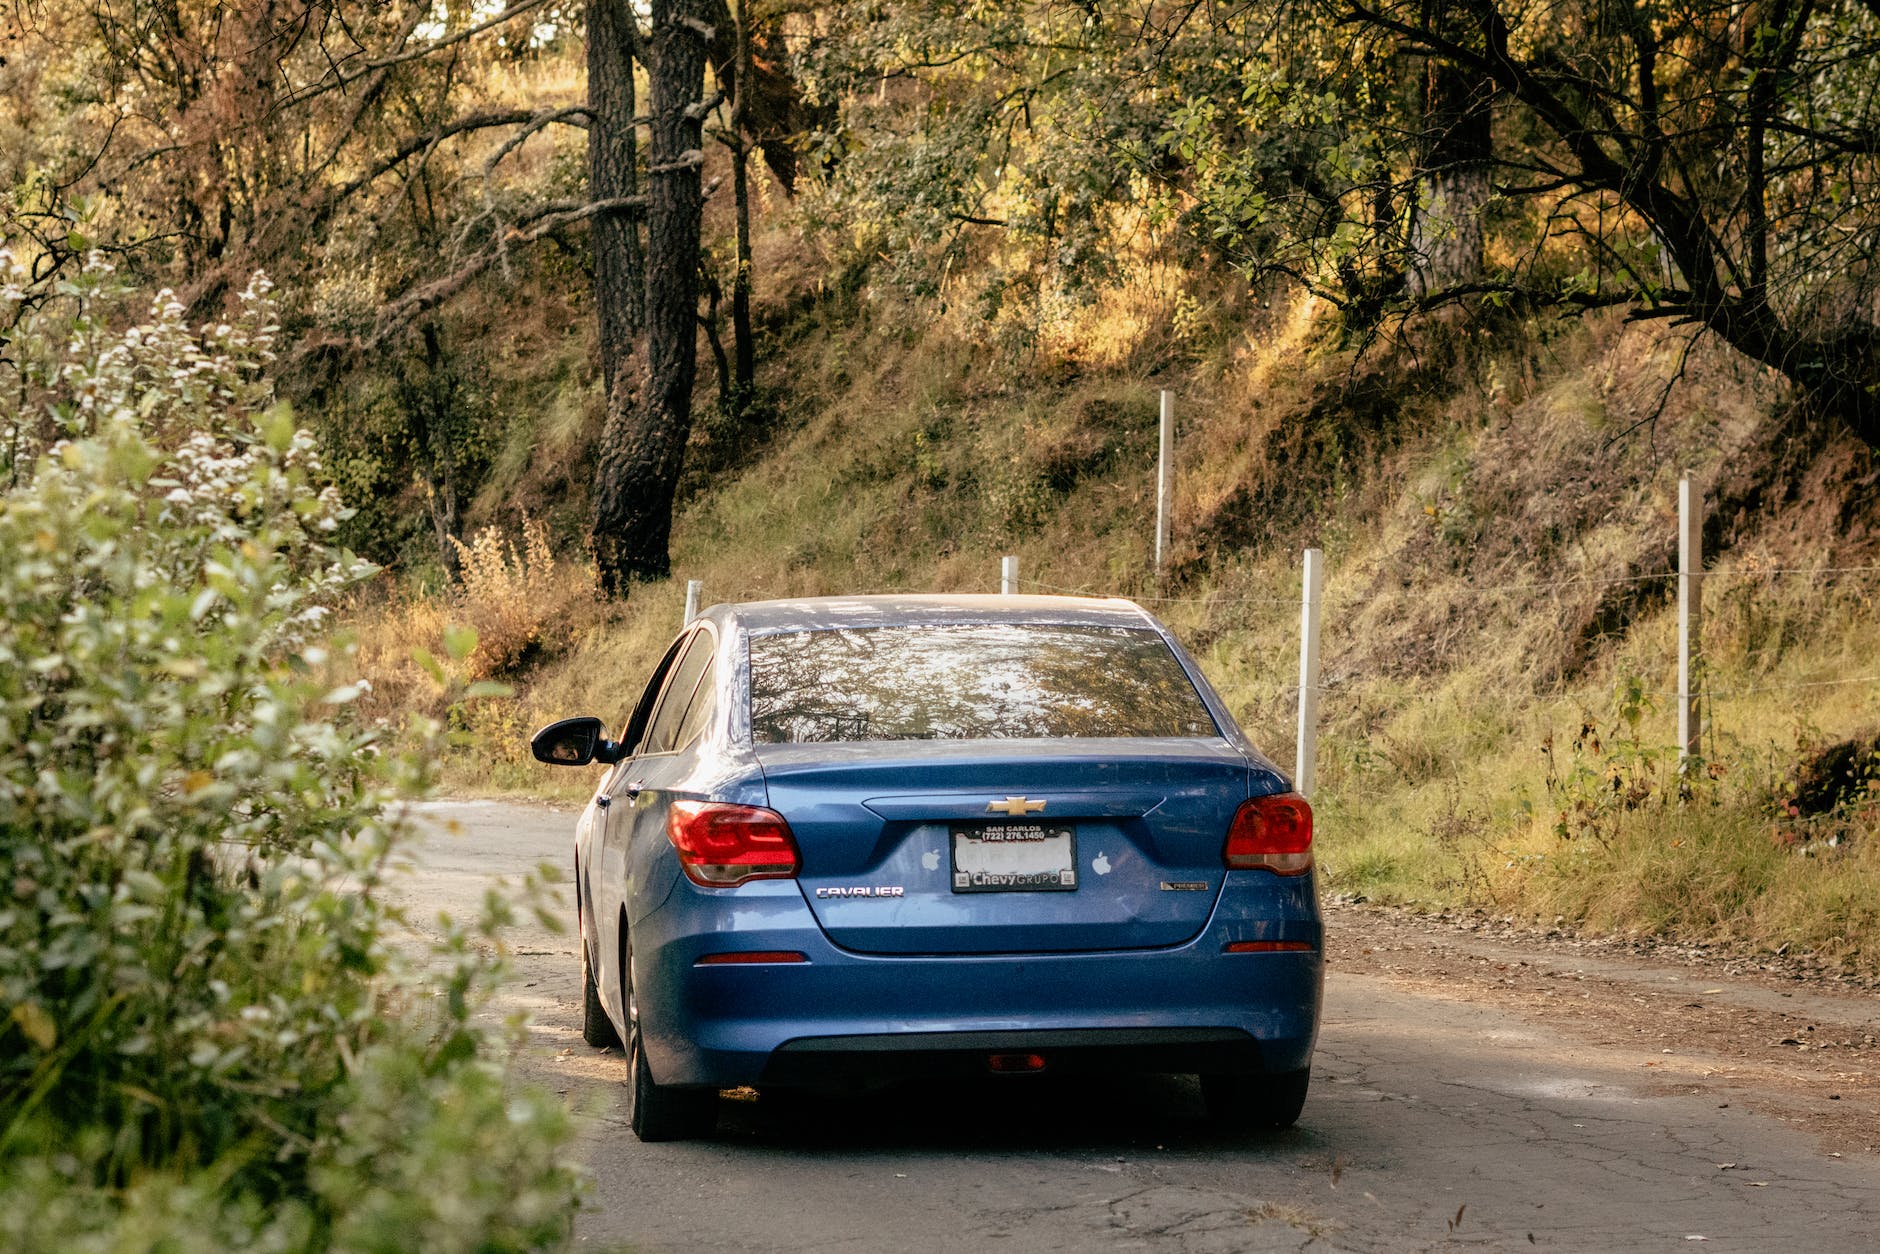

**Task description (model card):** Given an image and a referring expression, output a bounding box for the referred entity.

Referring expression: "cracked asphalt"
[398,801,1880,1253]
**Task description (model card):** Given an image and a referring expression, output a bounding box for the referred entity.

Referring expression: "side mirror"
[530,716,626,767]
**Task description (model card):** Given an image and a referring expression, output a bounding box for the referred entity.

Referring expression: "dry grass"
[339,516,603,797]
[448,516,584,679]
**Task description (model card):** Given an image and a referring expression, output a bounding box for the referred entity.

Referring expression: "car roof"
[710,593,1159,634]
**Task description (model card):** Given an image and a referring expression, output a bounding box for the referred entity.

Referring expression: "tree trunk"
[587,0,645,399]
[406,322,462,574]
[730,1,755,417]
[700,273,734,417]
[1409,32,1492,296]
[591,0,714,595]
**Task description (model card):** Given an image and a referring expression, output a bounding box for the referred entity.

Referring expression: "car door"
[586,632,689,1017]
[596,627,719,1006]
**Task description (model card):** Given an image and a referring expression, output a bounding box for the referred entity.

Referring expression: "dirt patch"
[1328,899,1880,1155]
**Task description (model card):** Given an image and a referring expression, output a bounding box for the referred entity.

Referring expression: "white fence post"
[1678,473,1703,770]
[1154,389,1174,580]
[1000,555,1019,595]
[683,579,703,625]
[1295,548,1325,799]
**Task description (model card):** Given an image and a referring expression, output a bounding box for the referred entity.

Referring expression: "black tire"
[623,944,717,1142]
[1202,1068,1310,1132]
[580,938,621,1049]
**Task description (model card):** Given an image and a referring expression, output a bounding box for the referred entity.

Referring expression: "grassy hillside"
[340,238,1880,973]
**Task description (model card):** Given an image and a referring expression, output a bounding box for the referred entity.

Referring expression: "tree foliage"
[2,0,596,569]
[799,0,1879,436]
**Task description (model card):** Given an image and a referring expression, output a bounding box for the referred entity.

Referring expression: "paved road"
[398,801,1880,1253]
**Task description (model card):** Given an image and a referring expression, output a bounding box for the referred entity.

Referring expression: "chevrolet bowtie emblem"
[988,796,1046,816]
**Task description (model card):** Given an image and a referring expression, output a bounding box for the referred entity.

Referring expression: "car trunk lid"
[757,738,1250,955]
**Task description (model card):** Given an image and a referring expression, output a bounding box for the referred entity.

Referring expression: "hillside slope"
[344,243,1880,972]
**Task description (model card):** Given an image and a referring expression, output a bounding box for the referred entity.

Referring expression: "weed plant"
[0,252,576,1250]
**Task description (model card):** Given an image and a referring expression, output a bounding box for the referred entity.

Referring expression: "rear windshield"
[748,623,1218,744]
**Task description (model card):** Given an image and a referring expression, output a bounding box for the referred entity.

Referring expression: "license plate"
[949,823,1078,892]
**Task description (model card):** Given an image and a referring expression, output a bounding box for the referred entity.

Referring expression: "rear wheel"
[623,943,717,1142]
[580,938,620,1049]
[1202,1068,1309,1132]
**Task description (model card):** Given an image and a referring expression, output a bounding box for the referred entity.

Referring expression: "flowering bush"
[0,251,576,1249]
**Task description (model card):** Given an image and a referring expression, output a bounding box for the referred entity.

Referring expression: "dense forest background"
[5,0,1880,955]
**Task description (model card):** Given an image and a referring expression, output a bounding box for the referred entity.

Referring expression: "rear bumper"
[632,873,1323,1089]
[761,1027,1268,1086]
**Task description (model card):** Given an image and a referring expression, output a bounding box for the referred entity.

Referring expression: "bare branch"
[480,106,598,180]
[364,195,647,346]
[685,91,728,121]
[649,150,706,174]
[274,0,555,114]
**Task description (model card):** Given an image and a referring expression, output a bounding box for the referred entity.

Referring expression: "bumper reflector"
[695,951,809,965]
[986,1052,1047,1074]
[1223,940,1315,954]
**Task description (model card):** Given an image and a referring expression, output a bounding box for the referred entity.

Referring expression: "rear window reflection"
[748,624,1218,743]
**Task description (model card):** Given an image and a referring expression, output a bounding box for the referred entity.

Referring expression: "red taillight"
[695,951,808,965]
[1223,792,1314,875]
[667,801,801,887]
[987,1053,1047,1074]
[1223,940,1315,953]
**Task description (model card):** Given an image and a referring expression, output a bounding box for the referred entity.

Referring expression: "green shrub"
[0,251,576,1249]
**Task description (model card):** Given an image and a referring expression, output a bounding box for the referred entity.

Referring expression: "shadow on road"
[708,1073,1318,1154]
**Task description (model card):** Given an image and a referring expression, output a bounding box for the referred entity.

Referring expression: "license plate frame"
[949,823,1078,893]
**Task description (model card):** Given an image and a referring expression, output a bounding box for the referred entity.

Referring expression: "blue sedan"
[530,595,1322,1141]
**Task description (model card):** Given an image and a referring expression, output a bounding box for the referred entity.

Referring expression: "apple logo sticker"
[1092,852,1112,876]
[921,849,941,871]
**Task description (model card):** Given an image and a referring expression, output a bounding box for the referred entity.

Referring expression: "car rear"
[632,598,1322,1118]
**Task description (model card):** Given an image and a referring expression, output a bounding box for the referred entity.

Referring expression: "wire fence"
[990,540,1880,786]
[1015,575,1297,606]
[1020,568,1877,663]
[674,528,1879,785]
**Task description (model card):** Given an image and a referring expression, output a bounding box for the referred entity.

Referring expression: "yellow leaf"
[11,1002,56,1050]
[184,770,214,796]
